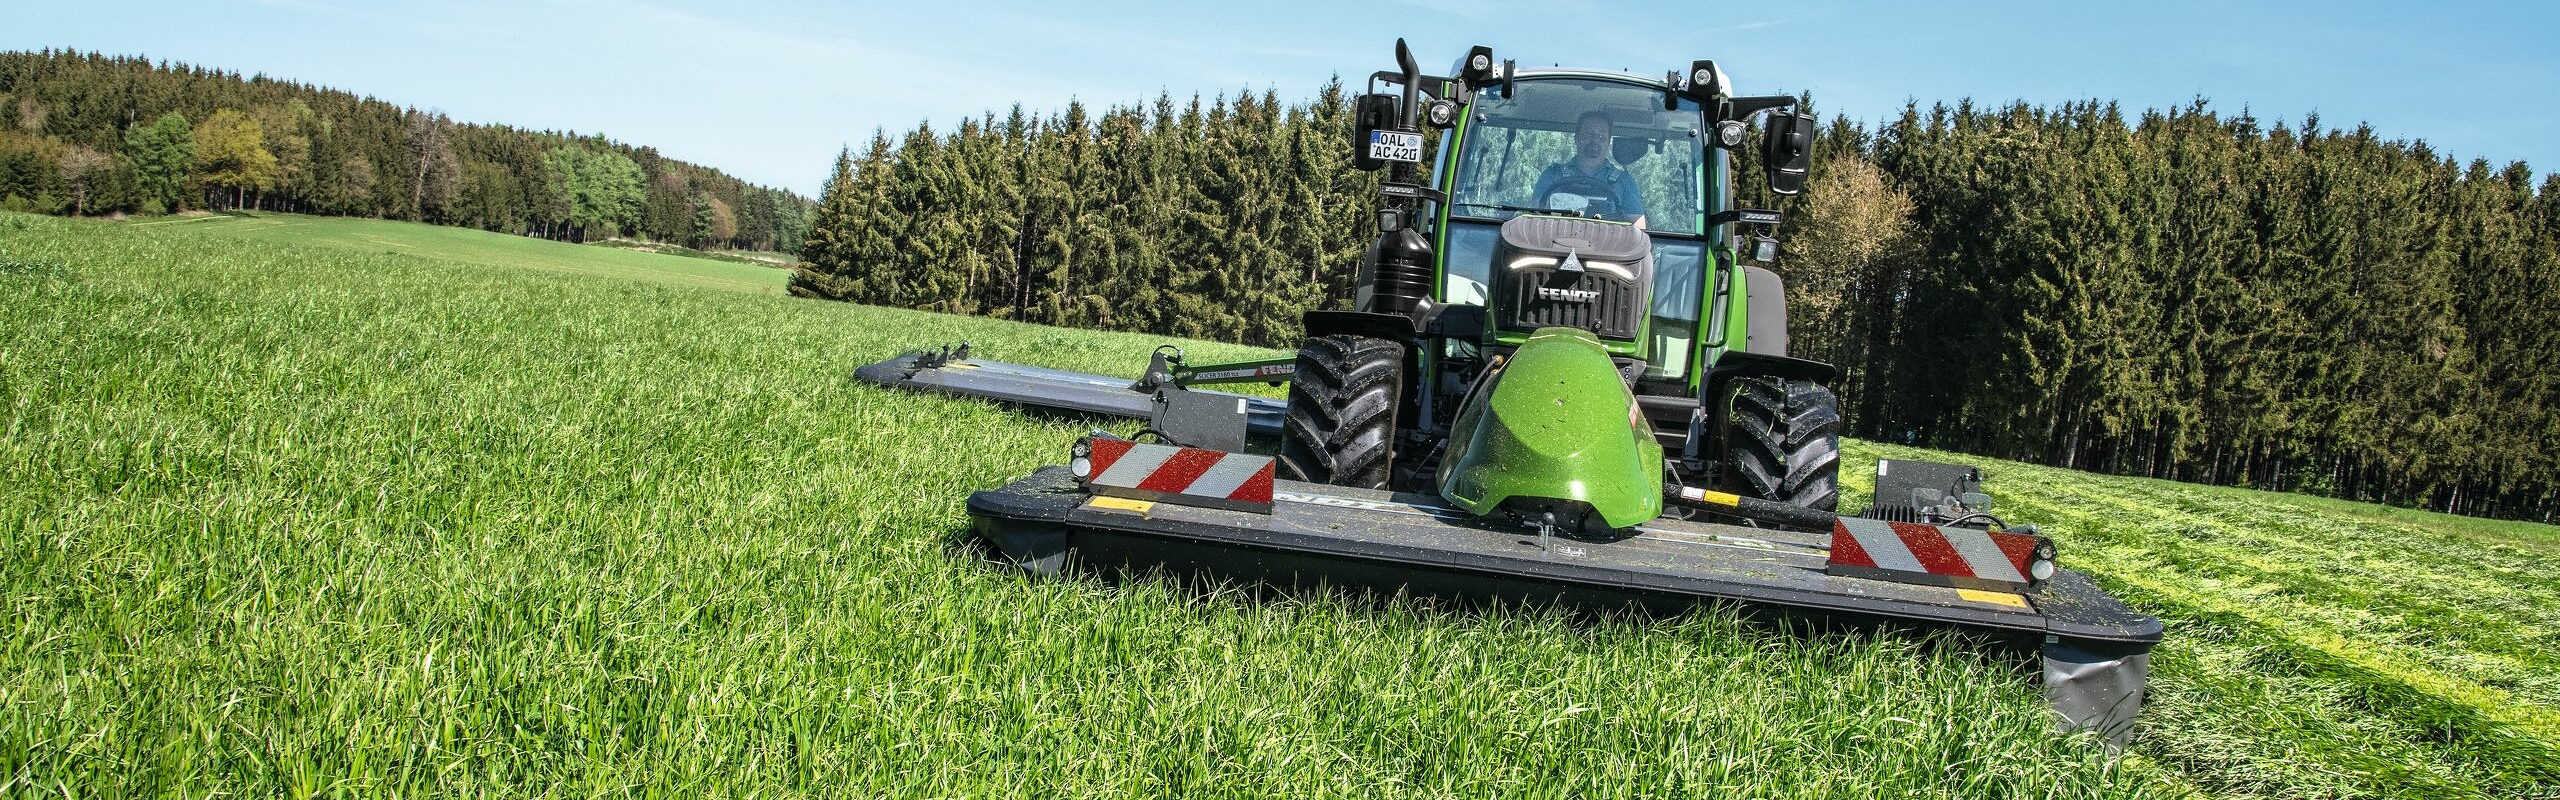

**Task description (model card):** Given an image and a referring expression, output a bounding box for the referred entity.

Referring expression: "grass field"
[124,212,792,295]
[2,211,2554,798]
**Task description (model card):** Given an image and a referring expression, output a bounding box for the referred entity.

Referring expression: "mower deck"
[869,349,2161,740]
[972,465,2158,742]
[857,352,1285,437]
[972,465,2157,646]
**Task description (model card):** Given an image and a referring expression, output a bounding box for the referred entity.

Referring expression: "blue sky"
[11,1,2555,196]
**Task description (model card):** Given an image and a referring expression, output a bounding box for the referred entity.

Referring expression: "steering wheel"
[1541,174,1618,217]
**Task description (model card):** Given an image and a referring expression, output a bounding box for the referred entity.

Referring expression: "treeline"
[803,88,2554,521]
[793,84,1379,344]
[0,50,809,251]
[1778,101,2558,521]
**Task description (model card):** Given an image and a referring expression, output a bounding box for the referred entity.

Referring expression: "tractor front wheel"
[1722,376,1841,512]
[1278,335,1403,490]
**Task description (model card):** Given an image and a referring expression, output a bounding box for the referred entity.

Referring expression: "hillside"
[0,50,810,251]
[1,211,2553,798]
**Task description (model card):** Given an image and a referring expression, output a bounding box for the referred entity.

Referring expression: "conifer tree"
[123,110,191,213]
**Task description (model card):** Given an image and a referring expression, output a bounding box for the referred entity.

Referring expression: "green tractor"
[859,40,2158,742]
[1282,39,1835,535]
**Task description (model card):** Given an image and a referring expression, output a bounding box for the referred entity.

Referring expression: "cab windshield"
[1447,77,1707,235]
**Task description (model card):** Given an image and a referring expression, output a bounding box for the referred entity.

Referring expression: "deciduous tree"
[55,145,110,215]
[194,108,277,209]
[402,109,460,221]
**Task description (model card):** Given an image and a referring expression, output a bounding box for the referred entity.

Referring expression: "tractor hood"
[1490,216,1654,343]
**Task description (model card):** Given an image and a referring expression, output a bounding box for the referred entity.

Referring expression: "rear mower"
[858,40,2158,743]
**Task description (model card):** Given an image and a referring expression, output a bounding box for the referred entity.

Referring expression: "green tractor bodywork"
[1274,40,1838,529]
[1437,327,1665,528]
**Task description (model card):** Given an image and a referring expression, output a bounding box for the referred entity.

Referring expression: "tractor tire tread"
[1278,335,1402,489]
[1722,376,1841,512]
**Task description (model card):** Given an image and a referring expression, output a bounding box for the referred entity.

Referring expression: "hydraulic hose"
[1665,483,1838,532]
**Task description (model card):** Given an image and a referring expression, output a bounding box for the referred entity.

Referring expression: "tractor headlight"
[1463,46,1497,83]
[1738,235,1778,265]
[1576,260,1633,280]
[1717,120,1747,149]
[1685,60,1725,100]
[1426,99,1458,128]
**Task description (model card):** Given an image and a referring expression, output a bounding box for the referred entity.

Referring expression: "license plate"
[1368,130,1423,163]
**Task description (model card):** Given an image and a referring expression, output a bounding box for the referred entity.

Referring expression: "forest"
[790,84,2559,523]
[0,50,808,251]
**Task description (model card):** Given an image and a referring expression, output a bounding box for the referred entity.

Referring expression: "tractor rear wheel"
[1722,376,1841,511]
[1278,335,1403,490]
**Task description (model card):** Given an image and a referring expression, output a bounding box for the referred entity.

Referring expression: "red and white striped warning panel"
[1827,517,2054,593]
[1071,437,1276,514]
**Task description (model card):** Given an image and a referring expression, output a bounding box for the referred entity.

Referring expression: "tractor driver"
[1531,111,1647,225]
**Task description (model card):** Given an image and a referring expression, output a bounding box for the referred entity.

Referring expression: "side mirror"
[1351,93,1399,172]
[1762,111,1813,196]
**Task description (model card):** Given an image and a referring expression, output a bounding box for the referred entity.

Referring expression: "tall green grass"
[1916,444,2560,799]
[2,210,2550,797]
[0,213,2169,798]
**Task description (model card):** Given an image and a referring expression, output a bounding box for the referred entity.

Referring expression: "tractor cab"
[1434,75,1715,385]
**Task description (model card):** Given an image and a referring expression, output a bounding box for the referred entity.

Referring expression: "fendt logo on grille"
[1538,287,1601,303]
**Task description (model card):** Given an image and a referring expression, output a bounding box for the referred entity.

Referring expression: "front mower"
[857,40,2158,743]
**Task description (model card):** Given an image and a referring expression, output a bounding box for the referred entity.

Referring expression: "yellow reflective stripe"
[1955,588,2030,609]
[1086,496,1154,515]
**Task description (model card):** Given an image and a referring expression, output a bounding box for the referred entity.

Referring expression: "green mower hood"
[1436,327,1665,529]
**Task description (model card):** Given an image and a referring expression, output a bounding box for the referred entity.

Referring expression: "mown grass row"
[1857,441,2560,799]
[0,213,2174,798]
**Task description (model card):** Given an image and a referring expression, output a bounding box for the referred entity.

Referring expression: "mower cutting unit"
[858,40,2159,743]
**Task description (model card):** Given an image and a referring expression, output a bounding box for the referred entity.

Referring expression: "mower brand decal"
[1191,364,1294,381]
[1275,492,1400,512]
[1081,438,1275,512]
[1829,516,2039,591]
[1276,491,1482,524]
